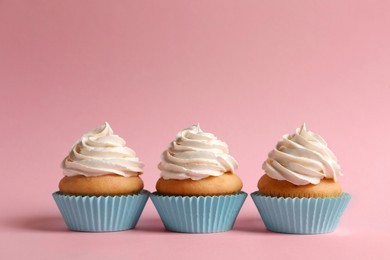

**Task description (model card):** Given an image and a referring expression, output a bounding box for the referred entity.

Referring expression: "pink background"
[1,0,389,259]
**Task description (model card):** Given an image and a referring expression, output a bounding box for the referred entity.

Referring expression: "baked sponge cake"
[151,124,247,233]
[252,123,351,234]
[53,122,149,232]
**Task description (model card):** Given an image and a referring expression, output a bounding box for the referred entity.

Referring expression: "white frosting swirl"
[262,123,342,185]
[158,124,238,180]
[62,122,143,177]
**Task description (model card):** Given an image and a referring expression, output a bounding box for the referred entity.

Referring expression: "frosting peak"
[158,124,238,180]
[262,123,342,185]
[62,122,143,177]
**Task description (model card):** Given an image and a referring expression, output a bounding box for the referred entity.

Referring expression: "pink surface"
[1,0,389,259]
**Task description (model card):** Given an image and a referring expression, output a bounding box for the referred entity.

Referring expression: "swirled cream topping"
[158,124,238,180]
[262,123,342,185]
[62,122,143,177]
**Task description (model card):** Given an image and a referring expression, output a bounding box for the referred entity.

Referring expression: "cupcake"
[53,122,149,232]
[251,123,351,234]
[151,124,247,233]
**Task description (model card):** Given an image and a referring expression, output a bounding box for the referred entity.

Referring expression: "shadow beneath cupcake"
[6,215,68,232]
[233,216,270,233]
[133,217,167,233]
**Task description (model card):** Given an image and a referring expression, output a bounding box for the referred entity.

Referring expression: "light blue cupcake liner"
[150,192,247,233]
[52,190,150,232]
[251,192,351,234]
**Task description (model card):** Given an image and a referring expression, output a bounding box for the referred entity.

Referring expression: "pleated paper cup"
[151,192,247,233]
[251,192,351,234]
[52,190,150,232]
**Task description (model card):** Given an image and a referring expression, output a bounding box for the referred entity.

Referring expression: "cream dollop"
[158,124,238,180]
[62,122,143,177]
[262,123,342,185]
